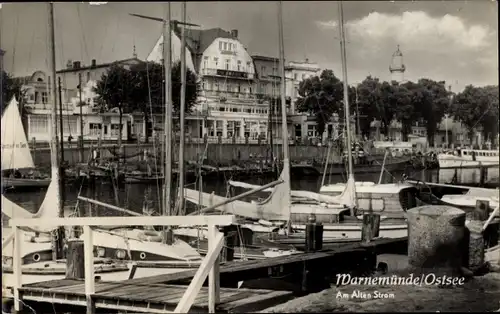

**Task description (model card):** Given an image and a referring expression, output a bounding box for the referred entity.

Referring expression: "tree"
[295,69,345,139]
[452,85,499,146]
[393,82,417,141]
[94,64,134,148]
[414,79,450,146]
[1,70,23,111]
[128,61,199,141]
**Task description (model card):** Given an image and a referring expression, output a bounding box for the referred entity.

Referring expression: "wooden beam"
[10,215,237,228]
[174,231,224,313]
[2,231,14,249]
[83,226,95,314]
[208,225,221,313]
[13,226,22,312]
[483,205,500,232]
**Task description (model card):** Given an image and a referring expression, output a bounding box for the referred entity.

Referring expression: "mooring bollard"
[361,212,381,245]
[65,239,85,279]
[305,214,323,252]
[407,205,466,275]
[466,200,490,274]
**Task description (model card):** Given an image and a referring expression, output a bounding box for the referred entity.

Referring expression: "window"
[223,42,228,50]
[216,120,223,136]
[215,81,219,91]
[219,106,225,112]
[272,67,277,76]
[219,42,223,50]
[203,56,208,70]
[110,124,122,137]
[261,66,266,75]
[41,92,48,104]
[225,59,230,70]
[214,57,218,67]
[30,115,49,134]
[89,123,102,136]
[237,60,241,71]
[295,124,302,138]
[237,84,241,93]
[294,73,297,80]
[87,72,90,82]
[227,121,235,138]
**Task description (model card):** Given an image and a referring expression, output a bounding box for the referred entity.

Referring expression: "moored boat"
[438,148,499,168]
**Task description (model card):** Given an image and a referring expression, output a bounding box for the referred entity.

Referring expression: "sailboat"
[2,2,202,278]
[1,97,51,190]
[184,1,410,240]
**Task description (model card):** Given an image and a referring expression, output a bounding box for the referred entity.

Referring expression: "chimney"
[305,58,309,63]
[67,60,73,69]
[73,61,81,69]
[231,29,238,38]
[91,59,97,67]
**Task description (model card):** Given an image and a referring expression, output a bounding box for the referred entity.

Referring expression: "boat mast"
[177,1,187,215]
[277,1,291,226]
[338,1,354,180]
[163,2,173,218]
[48,3,64,259]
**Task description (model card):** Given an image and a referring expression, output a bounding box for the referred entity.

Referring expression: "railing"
[9,215,237,313]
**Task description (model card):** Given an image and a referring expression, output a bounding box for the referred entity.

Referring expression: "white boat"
[437,148,499,168]
[1,98,51,190]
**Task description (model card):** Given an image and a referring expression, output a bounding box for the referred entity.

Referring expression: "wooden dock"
[125,237,407,293]
[16,278,293,313]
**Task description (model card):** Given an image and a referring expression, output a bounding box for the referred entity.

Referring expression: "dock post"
[407,205,466,276]
[208,225,220,313]
[479,166,487,186]
[83,226,95,314]
[13,226,22,313]
[305,214,323,252]
[220,225,236,262]
[65,239,85,279]
[465,200,490,274]
[361,213,381,245]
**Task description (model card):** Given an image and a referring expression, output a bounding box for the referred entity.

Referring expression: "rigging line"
[76,3,90,62]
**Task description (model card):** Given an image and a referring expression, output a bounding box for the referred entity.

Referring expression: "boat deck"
[18,278,294,313]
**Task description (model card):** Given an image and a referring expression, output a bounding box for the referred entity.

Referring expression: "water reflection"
[3,167,498,219]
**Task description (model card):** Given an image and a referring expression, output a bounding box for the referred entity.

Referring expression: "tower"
[389,45,405,83]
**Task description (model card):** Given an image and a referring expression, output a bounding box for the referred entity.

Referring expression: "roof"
[251,55,279,62]
[174,27,236,72]
[177,27,236,56]
[56,57,144,74]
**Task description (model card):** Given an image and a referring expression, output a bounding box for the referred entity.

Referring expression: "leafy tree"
[479,85,499,145]
[94,64,134,147]
[391,82,414,141]
[452,85,499,146]
[377,81,397,137]
[414,79,450,146]
[356,76,382,139]
[128,61,199,141]
[295,69,345,139]
[1,70,24,111]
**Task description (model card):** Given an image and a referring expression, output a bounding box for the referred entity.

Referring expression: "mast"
[163,2,173,218]
[338,1,354,178]
[48,3,64,259]
[78,73,84,163]
[58,77,64,164]
[277,1,291,225]
[177,1,187,214]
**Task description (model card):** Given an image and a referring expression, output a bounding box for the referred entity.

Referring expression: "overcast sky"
[0,1,497,92]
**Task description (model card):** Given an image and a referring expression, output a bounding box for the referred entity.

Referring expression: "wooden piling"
[65,239,85,279]
[360,213,381,245]
[407,205,466,275]
[305,214,323,252]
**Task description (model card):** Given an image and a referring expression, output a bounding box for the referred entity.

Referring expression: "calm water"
[3,167,499,218]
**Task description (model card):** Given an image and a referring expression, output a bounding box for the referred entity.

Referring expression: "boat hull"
[317,158,410,175]
[438,154,499,169]
[2,177,51,189]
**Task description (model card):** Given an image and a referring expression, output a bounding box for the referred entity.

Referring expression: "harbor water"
[3,167,498,218]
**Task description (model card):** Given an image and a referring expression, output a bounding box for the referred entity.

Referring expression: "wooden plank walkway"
[125,237,406,288]
[19,279,294,313]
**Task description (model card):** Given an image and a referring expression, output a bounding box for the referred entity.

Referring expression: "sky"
[0,1,497,92]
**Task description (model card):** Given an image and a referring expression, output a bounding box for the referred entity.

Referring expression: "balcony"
[201,68,255,80]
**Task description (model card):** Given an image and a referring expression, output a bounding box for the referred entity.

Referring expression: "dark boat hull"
[1,177,51,190]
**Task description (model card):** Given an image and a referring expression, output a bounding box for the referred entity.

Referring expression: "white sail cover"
[2,157,60,234]
[185,168,292,221]
[228,175,358,208]
[1,97,35,170]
